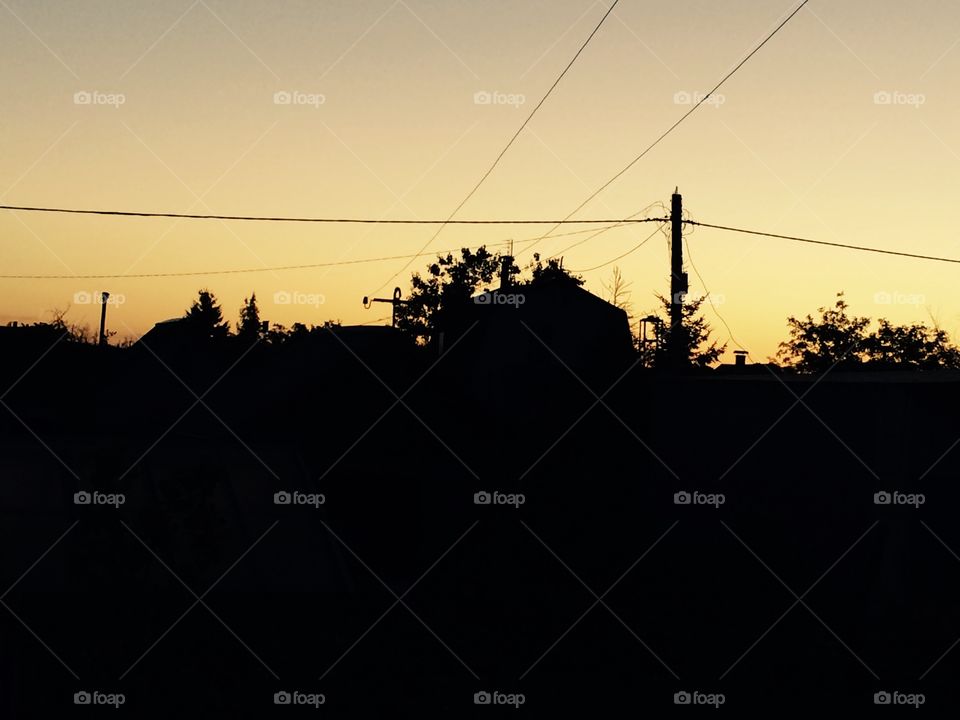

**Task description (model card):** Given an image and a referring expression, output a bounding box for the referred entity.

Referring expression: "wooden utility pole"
[668,189,688,368]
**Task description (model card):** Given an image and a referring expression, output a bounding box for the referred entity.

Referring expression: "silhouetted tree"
[524,253,584,288]
[395,247,513,344]
[636,291,724,368]
[263,320,341,346]
[237,293,262,343]
[285,322,310,342]
[645,293,725,368]
[863,319,960,369]
[776,293,869,372]
[184,289,230,340]
[602,266,633,319]
[265,322,290,345]
[395,248,590,345]
[778,293,960,371]
[49,308,95,344]
[603,266,636,349]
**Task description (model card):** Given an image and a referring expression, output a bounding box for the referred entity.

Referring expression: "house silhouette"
[436,277,634,415]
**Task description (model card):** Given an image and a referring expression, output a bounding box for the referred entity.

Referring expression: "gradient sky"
[2,0,960,360]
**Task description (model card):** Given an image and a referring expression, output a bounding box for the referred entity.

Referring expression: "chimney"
[734,350,748,367]
[98,292,110,346]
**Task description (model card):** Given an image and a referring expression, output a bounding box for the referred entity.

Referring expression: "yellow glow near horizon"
[3,1,960,360]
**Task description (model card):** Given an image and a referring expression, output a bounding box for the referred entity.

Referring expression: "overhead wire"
[367,0,624,294]
[548,202,668,259]
[687,221,960,265]
[0,221,635,279]
[0,204,659,225]
[570,223,666,273]
[683,234,748,355]
[518,0,812,257]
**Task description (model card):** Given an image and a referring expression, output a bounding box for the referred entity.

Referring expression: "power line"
[549,203,668,259]
[369,0,623,294]
[0,222,632,280]
[520,0,811,256]
[10,208,960,279]
[11,215,960,279]
[570,224,665,273]
[687,221,960,265]
[683,235,746,355]
[0,204,663,225]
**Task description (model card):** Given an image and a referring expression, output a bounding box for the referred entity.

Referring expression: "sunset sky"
[2,0,960,360]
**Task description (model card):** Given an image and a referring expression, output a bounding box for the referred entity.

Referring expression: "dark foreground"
[1,332,958,716]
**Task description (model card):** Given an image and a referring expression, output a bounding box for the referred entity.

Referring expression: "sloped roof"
[470,280,627,319]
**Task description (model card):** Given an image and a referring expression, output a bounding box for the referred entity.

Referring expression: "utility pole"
[98,291,110,347]
[668,189,688,368]
[362,287,406,327]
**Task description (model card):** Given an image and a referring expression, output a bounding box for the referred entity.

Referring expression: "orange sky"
[2,0,960,360]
